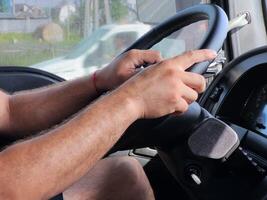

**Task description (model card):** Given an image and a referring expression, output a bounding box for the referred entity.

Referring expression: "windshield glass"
[66,27,109,59]
[151,20,208,59]
[0,0,208,80]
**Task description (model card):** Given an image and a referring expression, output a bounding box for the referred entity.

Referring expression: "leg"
[63,156,155,200]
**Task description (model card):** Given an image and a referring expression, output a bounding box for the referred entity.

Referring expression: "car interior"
[1,0,267,200]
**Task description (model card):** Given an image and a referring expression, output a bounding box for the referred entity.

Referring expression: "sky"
[14,0,78,7]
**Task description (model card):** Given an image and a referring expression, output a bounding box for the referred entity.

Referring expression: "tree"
[0,0,11,13]
[110,0,128,22]
[93,0,99,29]
[104,0,111,24]
[83,0,92,37]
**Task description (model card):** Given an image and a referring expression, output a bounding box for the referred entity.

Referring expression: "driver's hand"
[96,49,162,91]
[118,49,217,119]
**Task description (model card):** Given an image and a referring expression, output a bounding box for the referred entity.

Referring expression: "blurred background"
[0,0,205,79]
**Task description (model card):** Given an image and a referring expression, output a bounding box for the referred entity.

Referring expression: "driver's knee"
[63,156,155,200]
[106,156,155,200]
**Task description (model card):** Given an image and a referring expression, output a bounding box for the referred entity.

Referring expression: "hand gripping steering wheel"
[124,4,228,74]
[113,4,244,200]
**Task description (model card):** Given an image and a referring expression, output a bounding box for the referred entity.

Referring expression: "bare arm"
[0,88,139,200]
[1,75,99,138]
[0,50,162,138]
[0,50,216,200]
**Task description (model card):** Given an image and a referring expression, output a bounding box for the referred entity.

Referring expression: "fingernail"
[210,50,218,57]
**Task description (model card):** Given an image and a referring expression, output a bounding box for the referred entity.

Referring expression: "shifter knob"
[188,118,239,160]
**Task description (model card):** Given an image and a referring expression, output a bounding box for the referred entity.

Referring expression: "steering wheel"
[118,5,230,153]
[124,4,228,74]
[112,4,250,200]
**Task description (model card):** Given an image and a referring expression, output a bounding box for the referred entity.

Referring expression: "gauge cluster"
[199,47,267,167]
[241,84,267,136]
[206,64,267,138]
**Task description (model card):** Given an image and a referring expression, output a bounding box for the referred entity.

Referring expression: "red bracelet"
[92,70,101,94]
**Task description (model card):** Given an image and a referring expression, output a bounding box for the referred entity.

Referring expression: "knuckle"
[185,50,195,58]
[169,93,180,104]
[203,49,211,55]
[176,77,183,86]
[161,59,172,67]
[163,65,176,77]
[182,103,189,112]
[191,73,206,92]
[127,49,139,58]
[203,49,216,58]
[198,75,206,92]
[180,100,189,113]
[154,50,162,59]
[176,64,184,71]
[192,90,199,101]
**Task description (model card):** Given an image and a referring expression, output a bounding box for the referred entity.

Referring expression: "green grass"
[0,33,34,43]
[0,32,81,45]
[0,32,82,66]
[0,50,53,66]
[63,33,82,46]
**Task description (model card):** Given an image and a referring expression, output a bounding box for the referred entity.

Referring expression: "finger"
[171,49,217,71]
[180,83,199,104]
[140,50,163,64]
[133,61,160,76]
[180,72,206,93]
[128,49,163,66]
[175,97,189,113]
[133,67,143,75]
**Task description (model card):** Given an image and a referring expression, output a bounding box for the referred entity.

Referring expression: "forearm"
[0,88,139,200]
[1,49,162,138]
[4,75,101,138]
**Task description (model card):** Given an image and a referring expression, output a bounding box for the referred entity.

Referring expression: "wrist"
[114,85,144,120]
[91,69,107,94]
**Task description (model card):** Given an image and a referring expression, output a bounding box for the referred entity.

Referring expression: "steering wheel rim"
[115,5,255,200]
[114,4,229,151]
[124,4,228,74]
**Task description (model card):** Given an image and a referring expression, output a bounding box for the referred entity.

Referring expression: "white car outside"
[31,24,151,80]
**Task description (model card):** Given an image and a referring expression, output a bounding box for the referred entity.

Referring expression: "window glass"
[0,0,206,80]
[151,20,208,59]
[84,31,137,68]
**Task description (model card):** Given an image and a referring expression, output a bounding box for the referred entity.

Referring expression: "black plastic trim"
[262,0,267,34]
[212,0,233,61]
[0,66,65,93]
[199,46,267,113]
[0,66,65,82]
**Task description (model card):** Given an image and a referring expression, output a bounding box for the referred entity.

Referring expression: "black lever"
[188,116,240,161]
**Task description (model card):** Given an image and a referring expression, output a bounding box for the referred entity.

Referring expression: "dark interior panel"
[0,67,64,93]
[217,65,267,137]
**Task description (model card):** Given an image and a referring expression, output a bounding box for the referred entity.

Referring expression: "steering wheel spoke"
[225,122,248,141]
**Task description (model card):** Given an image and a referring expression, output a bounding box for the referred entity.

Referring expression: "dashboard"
[199,47,267,171]
[241,84,267,136]
[195,47,267,199]
[214,64,267,138]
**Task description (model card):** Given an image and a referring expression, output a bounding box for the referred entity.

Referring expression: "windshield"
[66,27,109,59]
[0,0,209,80]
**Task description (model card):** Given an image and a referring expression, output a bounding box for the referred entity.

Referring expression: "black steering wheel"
[124,4,228,74]
[111,4,249,200]
[115,4,230,151]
